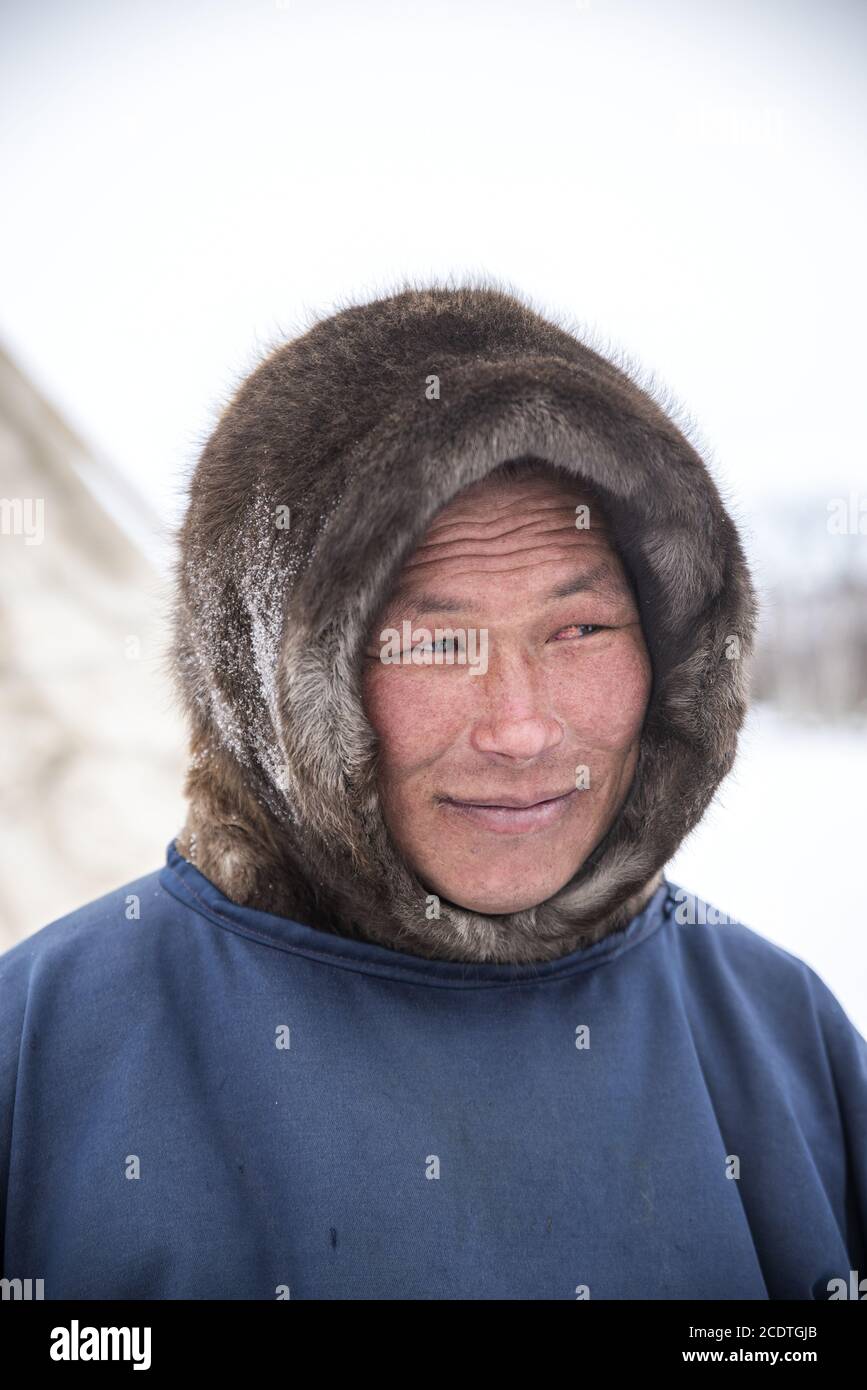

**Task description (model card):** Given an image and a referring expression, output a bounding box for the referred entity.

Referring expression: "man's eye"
[414,637,460,656]
[551,624,605,641]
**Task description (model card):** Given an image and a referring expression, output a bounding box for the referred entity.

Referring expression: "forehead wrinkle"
[380,479,625,622]
[421,499,608,543]
[408,511,614,564]
[435,495,598,524]
[449,477,599,509]
[383,555,631,619]
[402,528,615,579]
[405,533,616,572]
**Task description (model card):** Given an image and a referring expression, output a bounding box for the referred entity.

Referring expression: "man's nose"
[469,654,564,761]
[471,714,564,760]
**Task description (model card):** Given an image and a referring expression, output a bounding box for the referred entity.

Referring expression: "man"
[360,463,653,934]
[1,283,865,1300]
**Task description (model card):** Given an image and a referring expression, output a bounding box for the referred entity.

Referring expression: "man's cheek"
[555,650,650,749]
[363,673,463,768]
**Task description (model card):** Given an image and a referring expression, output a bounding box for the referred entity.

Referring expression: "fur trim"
[171,279,757,962]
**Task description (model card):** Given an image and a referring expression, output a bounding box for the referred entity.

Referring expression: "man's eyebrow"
[546,562,626,601]
[383,562,627,617]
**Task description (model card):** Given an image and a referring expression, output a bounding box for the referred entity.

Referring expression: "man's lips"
[437,788,580,835]
[443,790,576,809]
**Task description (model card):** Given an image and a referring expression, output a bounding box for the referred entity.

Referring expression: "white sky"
[1,0,866,537]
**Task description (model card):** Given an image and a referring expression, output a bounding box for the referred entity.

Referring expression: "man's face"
[361,470,652,915]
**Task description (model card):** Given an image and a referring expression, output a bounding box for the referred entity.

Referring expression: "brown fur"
[170,277,758,962]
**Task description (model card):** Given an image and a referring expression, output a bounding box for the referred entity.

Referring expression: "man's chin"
[449,897,544,916]
[430,873,580,916]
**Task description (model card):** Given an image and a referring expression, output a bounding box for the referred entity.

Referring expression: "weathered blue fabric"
[1,841,865,1300]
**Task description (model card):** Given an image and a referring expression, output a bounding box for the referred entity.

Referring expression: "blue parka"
[1,842,865,1300]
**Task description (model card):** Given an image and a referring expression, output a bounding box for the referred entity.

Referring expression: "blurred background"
[1,0,865,1028]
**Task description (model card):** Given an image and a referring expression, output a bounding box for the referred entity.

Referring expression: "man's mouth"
[437,788,580,835]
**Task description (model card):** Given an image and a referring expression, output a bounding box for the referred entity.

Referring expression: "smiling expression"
[361,465,652,915]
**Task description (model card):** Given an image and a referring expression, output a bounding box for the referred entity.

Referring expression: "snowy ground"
[668,702,867,1038]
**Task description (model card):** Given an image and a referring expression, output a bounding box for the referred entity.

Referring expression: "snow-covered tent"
[0,343,186,950]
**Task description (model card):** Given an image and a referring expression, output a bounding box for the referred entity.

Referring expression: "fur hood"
[171,280,758,963]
